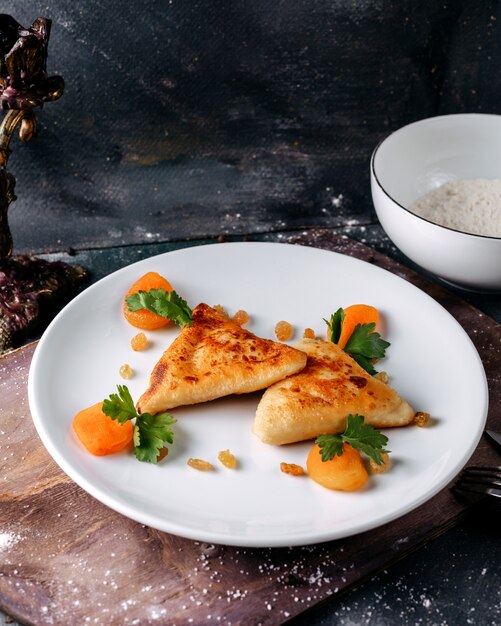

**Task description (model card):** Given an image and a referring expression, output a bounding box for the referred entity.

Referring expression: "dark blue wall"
[3,1,499,252]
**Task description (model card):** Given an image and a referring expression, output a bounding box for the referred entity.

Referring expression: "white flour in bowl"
[409,179,501,237]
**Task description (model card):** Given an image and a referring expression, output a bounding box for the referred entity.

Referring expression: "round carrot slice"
[306,443,368,491]
[123,271,174,330]
[73,402,133,456]
[327,304,379,349]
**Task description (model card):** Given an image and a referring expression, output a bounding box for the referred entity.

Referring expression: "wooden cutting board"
[1,232,500,626]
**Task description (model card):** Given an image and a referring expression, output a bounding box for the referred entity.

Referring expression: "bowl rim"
[371,112,501,242]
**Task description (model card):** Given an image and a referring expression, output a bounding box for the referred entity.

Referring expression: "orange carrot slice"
[123,271,174,330]
[327,304,379,349]
[306,442,368,491]
[73,402,133,456]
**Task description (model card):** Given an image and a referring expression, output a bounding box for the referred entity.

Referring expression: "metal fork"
[453,465,501,499]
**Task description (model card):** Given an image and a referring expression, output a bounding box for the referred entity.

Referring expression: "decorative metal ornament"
[0,15,87,353]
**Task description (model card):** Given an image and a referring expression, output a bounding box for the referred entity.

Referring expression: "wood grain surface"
[1,234,500,626]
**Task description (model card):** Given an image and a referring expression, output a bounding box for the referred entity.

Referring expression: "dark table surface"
[2,0,501,623]
[2,225,500,626]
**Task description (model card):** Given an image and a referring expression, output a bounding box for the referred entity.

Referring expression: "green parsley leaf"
[315,414,389,465]
[133,412,177,463]
[316,433,344,461]
[344,322,390,359]
[342,414,389,465]
[126,288,192,328]
[324,308,345,344]
[102,384,136,424]
[324,308,391,375]
[102,385,176,463]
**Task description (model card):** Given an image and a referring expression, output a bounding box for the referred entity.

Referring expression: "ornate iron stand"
[0,15,87,353]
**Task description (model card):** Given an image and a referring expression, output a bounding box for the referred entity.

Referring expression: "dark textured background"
[3,0,500,253]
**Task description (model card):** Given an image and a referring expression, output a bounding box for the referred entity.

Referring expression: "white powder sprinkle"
[410,179,501,236]
[0,531,21,550]
[332,193,344,207]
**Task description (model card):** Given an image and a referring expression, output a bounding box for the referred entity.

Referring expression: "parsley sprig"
[126,288,192,328]
[344,323,390,375]
[325,308,390,375]
[324,308,345,344]
[316,414,389,465]
[102,385,176,463]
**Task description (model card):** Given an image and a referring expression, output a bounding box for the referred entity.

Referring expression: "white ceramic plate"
[28,242,488,547]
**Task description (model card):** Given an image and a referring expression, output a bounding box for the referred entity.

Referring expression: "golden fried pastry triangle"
[253,338,415,445]
[137,303,307,414]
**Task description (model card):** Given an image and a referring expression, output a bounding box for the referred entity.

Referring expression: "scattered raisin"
[280,462,305,476]
[232,309,250,326]
[218,449,237,469]
[414,411,430,427]
[275,320,294,341]
[369,452,391,474]
[157,448,169,462]
[303,327,315,339]
[374,371,389,384]
[119,364,133,379]
[187,458,214,471]
[213,304,229,318]
[131,332,147,351]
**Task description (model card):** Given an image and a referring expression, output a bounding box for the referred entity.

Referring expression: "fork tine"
[459,474,501,488]
[453,464,501,500]
[460,467,501,480]
[461,465,501,472]
[453,481,501,499]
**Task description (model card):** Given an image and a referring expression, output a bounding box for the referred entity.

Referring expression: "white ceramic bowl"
[371,113,501,291]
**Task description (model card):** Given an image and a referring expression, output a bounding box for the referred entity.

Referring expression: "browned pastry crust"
[137,303,307,414]
[253,338,415,445]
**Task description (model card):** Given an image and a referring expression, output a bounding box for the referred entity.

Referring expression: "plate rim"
[28,241,489,547]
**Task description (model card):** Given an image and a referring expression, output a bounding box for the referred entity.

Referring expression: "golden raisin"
[280,462,305,476]
[119,364,133,379]
[157,448,169,462]
[131,332,148,351]
[232,309,250,326]
[187,458,214,471]
[414,411,430,427]
[374,371,389,384]
[303,327,315,339]
[275,320,294,342]
[369,452,391,474]
[213,304,229,318]
[218,449,237,469]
